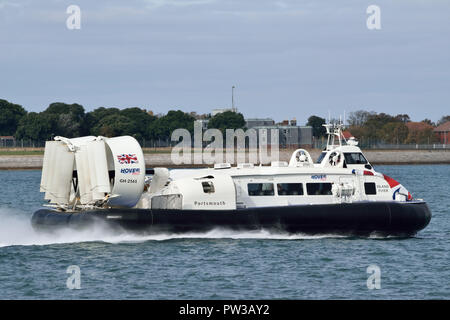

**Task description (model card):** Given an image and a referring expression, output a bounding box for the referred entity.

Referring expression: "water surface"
[0,165,448,299]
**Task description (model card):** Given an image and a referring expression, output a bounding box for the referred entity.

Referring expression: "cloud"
[0,0,449,123]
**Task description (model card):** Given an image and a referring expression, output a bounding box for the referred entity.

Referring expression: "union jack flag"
[117,154,139,164]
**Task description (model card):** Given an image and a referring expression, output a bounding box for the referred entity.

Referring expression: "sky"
[0,0,449,124]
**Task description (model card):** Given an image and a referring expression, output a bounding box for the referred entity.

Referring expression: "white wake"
[0,207,351,248]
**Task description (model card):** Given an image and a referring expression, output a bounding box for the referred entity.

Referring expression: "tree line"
[306,111,450,145]
[0,99,245,142]
[1,98,448,145]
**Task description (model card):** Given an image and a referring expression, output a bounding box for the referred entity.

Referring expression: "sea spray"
[0,207,353,247]
[0,207,125,247]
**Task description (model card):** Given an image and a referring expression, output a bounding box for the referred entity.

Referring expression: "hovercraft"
[31,124,431,236]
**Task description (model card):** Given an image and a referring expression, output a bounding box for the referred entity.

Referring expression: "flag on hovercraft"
[117,154,139,164]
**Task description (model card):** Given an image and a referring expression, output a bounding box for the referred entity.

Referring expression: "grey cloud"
[0,0,449,123]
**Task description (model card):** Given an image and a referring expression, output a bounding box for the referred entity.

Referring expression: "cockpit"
[315,149,372,169]
[343,152,368,165]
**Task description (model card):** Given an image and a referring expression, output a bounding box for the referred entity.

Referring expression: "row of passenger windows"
[248,183,331,196]
[247,182,377,196]
[248,183,305,196]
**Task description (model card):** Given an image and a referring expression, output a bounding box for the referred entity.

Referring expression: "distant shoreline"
[0,149,449,170]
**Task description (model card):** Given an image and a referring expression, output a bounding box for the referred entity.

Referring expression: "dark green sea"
[0,165,449,299]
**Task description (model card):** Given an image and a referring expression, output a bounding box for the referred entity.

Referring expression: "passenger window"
[248,183,274,196]
[364,182,377,195]
[202,181,215,193]
[277,183,304,196]
[306,183,333,195]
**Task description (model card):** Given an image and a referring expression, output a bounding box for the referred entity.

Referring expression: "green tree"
[152,110,196,139]
[363,113,401,140]
[347,125,368,141]
[15,112,58,141]
[85,107,121,133]
[120,107,157,140]
[346,112,403,143]
[0,99,27,136]
[379,122,409,144]
[91,114,137,137]
[306,115,326,138]
[86,107,157,139]
[207,111,245,133]
[43,102,87,137]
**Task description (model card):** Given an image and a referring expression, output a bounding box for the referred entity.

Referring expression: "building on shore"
[245,118,276,128]
[250,125,313,148]
[246,117,312,148]
[195,116,313,148]
[434,121,450,144]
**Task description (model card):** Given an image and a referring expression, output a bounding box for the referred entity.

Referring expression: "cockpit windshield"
[343,152,368,165]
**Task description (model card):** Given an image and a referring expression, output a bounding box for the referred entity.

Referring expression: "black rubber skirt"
[31,201,431,237]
